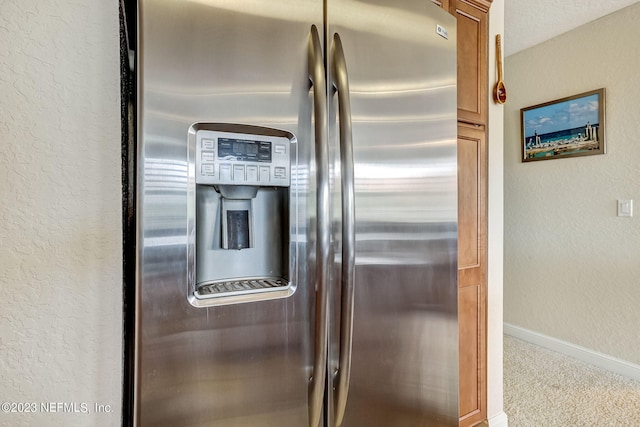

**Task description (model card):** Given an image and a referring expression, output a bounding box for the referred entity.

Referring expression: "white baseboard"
[504,323,640,382]
[488,411,509,427]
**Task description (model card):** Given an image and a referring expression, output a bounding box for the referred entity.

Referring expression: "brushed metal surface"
[307,24,331,427]
[136,0,458,426]
[136,0,322,425]
[326,1,459,426]
[330,32,356,427]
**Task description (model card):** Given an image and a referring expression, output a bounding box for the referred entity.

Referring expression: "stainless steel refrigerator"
[131,0,458,425]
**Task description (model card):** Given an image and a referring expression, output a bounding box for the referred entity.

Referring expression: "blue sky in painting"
[523,94,600,138]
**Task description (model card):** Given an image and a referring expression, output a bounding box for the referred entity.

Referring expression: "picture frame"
[521,88,606,162]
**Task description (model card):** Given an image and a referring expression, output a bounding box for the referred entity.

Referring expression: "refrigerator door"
[326,1,459,426]
[136,1,324,426]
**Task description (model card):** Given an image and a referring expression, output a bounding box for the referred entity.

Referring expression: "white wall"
[0,1,122,426]
[487,0,507,426]
[504,3,640,365]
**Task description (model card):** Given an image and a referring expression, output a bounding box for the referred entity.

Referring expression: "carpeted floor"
[504,335,640,426]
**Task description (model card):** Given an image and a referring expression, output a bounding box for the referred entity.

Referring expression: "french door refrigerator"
[131,0,459,425]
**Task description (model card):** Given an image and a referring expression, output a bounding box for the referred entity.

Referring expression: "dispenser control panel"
[195,130,290,187]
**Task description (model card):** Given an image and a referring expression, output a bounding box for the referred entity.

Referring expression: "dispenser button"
[246,165,258,182]
[202,151,215,162]
[274,167,286,180]
[258,143,272,161]
[274,143,286,154]
[201,164,214,176]
[233,165,245,182]
[201,139,215,150]
[220,164,232,182]
[259,166,270,183]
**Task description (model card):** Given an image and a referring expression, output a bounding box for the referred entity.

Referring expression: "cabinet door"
[457,123,487,427]
[453,0,488,125]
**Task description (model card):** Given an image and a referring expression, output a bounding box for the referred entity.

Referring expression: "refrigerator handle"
[331,32,356,427]
[307,24,330,427]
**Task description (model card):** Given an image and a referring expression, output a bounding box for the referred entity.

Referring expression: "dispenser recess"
[188,124,296,307]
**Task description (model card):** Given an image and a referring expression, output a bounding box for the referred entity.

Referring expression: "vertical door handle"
[331,32,356,427]
[308,24,330,427]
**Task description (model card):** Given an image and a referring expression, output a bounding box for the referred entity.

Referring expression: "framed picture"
[521,88,606,162]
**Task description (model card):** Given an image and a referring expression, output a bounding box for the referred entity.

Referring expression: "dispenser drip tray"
[195,277,290,299]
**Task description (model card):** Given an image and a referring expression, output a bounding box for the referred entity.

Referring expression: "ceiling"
[504,0,640,57]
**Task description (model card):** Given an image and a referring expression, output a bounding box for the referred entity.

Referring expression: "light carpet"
[504,334,640,426]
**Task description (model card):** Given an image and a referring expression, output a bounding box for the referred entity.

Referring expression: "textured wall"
[487,0,506,424]
[504,0,640,56]
[504,3,640,364]
[0,1,122,426]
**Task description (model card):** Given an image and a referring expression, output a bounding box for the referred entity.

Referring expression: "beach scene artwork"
[521,89,605,162]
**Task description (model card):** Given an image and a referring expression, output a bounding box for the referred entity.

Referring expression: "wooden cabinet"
[433,0,490,126]
[455,2,490,426]
[457,122,487,427]
[435,0,490,124]
[453,0,489,125]
[454,2,490,426]
[434,1,491,426]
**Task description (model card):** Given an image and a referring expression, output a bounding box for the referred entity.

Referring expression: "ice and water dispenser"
[188,124,295,306]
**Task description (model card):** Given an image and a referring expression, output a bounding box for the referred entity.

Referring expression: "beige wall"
[504,3,640,364]
[0,1,122,426]
[487,0,506,425]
